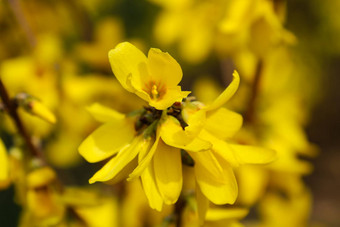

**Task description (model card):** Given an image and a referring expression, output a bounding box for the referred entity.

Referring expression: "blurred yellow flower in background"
[0,0,331,226]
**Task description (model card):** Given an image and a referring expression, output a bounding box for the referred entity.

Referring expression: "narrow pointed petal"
[153,140,182,204]
[205,108,243,139]
[141,163,163,211]
[206,71,240,111]
[138,135,163,211]
[195,159,238,205]
[87,103,125,123]
[147,48,183,87]
[105,157,138,185]
[128,133,161,180]
[89,136,149,183]
[79,120,135,163]
[108,42,147,92]
[230,144,277,164]
[196,183,209,225]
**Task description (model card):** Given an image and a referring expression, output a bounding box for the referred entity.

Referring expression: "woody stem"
[7,0,36,48]
[174,196,185,227]
[0,79,42,159]
[244,59,263,123]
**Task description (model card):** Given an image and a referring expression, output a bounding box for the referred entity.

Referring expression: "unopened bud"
[15,93,56,124]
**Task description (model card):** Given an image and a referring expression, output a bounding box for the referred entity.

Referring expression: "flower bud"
[15,93,56,124]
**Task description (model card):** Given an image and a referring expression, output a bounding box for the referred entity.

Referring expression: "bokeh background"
[0,0,339,226]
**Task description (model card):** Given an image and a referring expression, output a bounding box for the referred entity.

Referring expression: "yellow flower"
[79,104,185,211]
[258,187,312,227]
[20,167,65,226]
[76,17,124,71]
[79,46,275,217]
[158,71,275,219]
[79,72,275,215]
[20,166,118,227]
[182,198,249,227]
[108,42,190,110]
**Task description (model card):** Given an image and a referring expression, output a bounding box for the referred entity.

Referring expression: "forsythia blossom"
[79,42,275,218]
[108,42,190,110]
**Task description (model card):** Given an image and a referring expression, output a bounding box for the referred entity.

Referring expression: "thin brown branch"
[7,0,36,48]
[174,196,185,227]
[0,79,42,159]
[244,59,263,123]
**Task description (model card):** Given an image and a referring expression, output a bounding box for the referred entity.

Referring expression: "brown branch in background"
[64,0,93,41]
[244,59,263,123]
[0,79,42,159]
[174,196,185,227]
[7,0,36,48]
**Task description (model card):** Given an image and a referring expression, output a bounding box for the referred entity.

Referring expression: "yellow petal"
[147,48,183,87]
[27,167,56,189]
[138,136,163,211]
[75,198,118,227]
[79,120,135,163]
[205,108,243,139]
[89,136,150,183]
[196,183,209,225]
[104,156,138,185]
[141,162,163,211]
[179,24,213,64]
[149,87,190,110]
[184,137,213,153]
[189,151,224,182]
[30,100,57,124]
[87,103,125,123]
[153,140,182,204]
[237,165,269,206]
[160,116,191,144]
[230,144,277,165]
[206,70,240,111]
[205,208,248,221]
[108,42,147,92]
[183,109,207,138]
[0,139,8,181]
[200,130,239,167]
[128,132,161,180]
[160,116,211,152]
[195,158,238,205]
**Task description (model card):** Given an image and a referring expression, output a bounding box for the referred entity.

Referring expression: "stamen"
[151,84,159,99]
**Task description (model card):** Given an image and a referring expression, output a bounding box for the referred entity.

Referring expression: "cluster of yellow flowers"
[0,0,324,226]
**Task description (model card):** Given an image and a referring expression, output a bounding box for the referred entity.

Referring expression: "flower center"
[144,81,166,100]
[151,84,159,99]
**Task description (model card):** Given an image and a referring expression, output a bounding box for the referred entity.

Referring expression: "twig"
[7,0,36,48]
[174,196,185,227]
[244,59,263,123]
[0,79,42,159]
